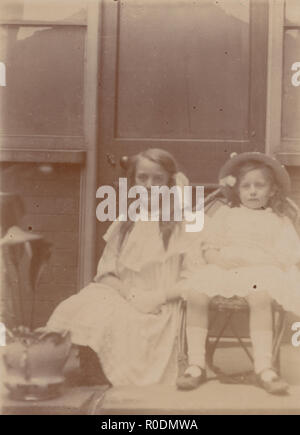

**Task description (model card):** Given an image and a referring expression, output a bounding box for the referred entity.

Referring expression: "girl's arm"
[204,247,249,269]
[170,242,206,299]
[204,248,236,268]
[274,216,300,268]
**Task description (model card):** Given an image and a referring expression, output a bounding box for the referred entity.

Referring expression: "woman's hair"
[229,160,289,217]
[119,148,179,250]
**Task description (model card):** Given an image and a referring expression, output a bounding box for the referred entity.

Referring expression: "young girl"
[177,152,300,394]
[47,148,196,386]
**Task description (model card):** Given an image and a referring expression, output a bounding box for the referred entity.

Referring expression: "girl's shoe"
[176,365,207,390]
[256,369,289,395]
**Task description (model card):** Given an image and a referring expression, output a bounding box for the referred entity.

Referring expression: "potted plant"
[1,221,71,401]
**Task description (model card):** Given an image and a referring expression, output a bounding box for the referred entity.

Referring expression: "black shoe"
[78,345,110,386]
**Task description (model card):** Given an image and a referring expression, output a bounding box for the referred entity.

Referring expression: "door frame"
[78,0,101,288]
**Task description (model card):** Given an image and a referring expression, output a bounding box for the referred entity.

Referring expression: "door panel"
[116,0,250,141]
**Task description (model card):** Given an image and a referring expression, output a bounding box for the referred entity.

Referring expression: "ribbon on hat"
[219,175,237,188]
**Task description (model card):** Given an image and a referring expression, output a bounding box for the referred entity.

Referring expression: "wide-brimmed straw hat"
[218,152,291,194]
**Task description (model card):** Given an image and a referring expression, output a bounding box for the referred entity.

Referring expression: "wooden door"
[96,0,268,256]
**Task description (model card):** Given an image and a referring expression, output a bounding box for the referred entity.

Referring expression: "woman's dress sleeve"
[94,221,122,281]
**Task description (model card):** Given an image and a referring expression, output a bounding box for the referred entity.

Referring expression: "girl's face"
[238,168,275,210]
[134,157,170,190]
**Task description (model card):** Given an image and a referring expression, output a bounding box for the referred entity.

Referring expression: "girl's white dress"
[47,220,191,386]
[182,205,300,315]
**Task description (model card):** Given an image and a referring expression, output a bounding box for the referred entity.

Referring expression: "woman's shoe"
[78,345,110,386]
[256,369,289,395]
[176,365,207,391]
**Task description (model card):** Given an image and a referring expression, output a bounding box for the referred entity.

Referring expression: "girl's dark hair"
[119,148,179,250]
[228,160,292,218]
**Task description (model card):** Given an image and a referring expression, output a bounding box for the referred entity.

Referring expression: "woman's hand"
[128,290,166,314]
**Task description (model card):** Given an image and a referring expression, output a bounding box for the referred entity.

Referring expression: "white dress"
[181,205,300,315]
[47,220,192,386]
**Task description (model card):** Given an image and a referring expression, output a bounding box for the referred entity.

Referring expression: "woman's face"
[238,168,275,209]
[134,157,170,191]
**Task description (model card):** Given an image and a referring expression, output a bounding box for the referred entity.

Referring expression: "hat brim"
[219,152,291,194]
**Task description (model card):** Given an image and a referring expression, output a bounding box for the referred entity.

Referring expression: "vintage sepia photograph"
[0,0,300,416]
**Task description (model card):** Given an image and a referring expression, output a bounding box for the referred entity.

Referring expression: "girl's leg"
[185,290,209,370]
[246,291,288,394]
[246,291,273,376]
[177,290,209,389]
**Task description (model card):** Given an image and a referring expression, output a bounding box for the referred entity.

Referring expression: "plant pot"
[2,327,71,401]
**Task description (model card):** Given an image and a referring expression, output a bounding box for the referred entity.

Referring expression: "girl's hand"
[204,248,240,269]
[128,290,166,314]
